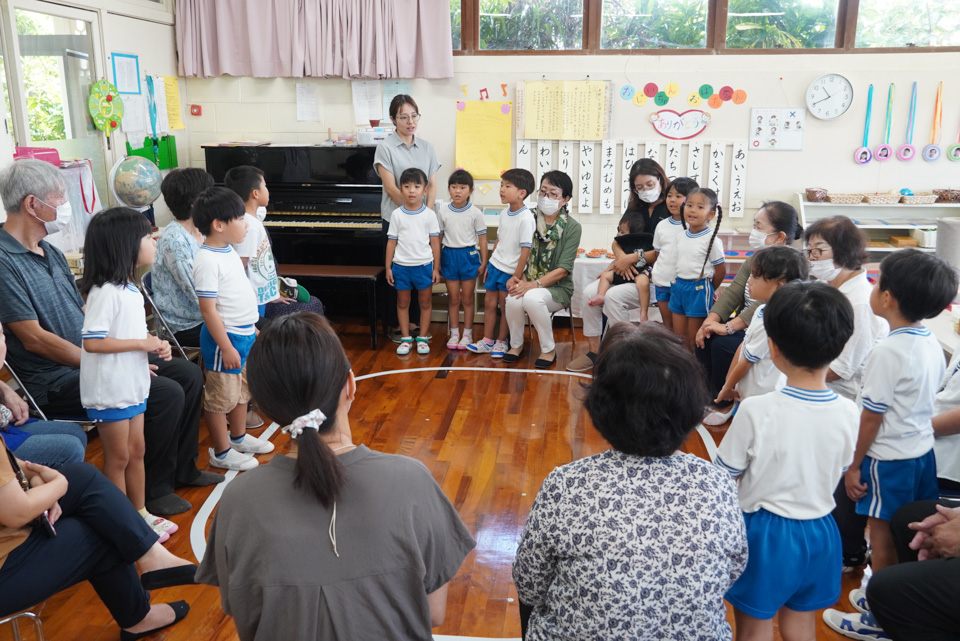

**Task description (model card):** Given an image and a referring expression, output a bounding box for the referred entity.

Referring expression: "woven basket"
[934,189,960,203]
[805,187,827,202]
[900,192,938,205]
[863,193,901,205]
[826,193,864,204]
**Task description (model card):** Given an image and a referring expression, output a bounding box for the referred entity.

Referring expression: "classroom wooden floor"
[3,319,867,641]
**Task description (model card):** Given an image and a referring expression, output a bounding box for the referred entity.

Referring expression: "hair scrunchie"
[282,409,327,439]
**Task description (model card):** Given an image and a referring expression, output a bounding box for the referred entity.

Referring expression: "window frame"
[453,0,960,55]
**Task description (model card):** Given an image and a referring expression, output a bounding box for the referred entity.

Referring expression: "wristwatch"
[725,322,733,335]
[536,279,543,288]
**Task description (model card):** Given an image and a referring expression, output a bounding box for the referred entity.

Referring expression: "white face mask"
[748,229,774,250]
[256,206,267,222]
[34,198,72,235]
[809,258,842,282]
[635,187,661,204]
[537,195,561,216]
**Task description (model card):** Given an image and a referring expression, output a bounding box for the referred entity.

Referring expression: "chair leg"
[568,307,576,345]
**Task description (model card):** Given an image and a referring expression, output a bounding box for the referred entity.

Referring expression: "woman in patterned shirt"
[513,322,748,640]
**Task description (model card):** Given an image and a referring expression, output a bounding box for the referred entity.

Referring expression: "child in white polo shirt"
[386,167,441,356]
[717,281,859,641]
[437,169,488,350]
[707,246,809,424]
[466,168,535,358]
[80,207,176,541]
[824,249,958,639]
[192,187,274,472]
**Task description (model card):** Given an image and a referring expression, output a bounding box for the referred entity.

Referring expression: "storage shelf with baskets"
[794,192,960,257]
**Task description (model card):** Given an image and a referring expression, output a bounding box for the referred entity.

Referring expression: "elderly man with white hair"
[0,159,221,516]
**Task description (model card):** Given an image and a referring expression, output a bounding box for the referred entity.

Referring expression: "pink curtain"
[176,0,453,79]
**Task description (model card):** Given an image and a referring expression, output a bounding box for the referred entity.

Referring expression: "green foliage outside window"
[856,0,960,47]
[16,10,66,141]
[601,0,707,49]
[725,0,836,49]
[478,0,584,50]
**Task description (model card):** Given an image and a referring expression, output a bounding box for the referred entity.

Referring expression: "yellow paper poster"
[522,80,610,141]
[455,101,512,180]
[162,75,184,130]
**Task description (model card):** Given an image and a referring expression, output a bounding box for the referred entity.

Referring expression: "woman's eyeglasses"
[803,246,832,260]
[396,114,421,123]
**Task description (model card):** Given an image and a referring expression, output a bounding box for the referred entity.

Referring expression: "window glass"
[856,0,960,47]
[451,0,462,49]
[479,0,584,51]
[16,9,108,203]
[601,0,708,49]
[725,0,838,49]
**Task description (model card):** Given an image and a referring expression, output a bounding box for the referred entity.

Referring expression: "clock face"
[806,73,853,120]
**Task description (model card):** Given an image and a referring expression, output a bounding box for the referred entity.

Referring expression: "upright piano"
[203,144,386,330]
[202,144,384,267]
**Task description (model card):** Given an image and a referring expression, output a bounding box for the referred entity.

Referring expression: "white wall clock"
[806,73,854,120]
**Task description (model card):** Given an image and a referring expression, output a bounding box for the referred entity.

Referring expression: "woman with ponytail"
[197,312,475,640]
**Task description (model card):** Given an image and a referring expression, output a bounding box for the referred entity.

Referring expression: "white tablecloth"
[570,257,648,321]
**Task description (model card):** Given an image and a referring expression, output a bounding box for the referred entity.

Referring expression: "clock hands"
[814,87,834,106]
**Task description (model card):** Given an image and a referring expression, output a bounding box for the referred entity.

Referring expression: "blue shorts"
[856,451,938,521]
[200,324,255,374]
[667,277,714,317]
[484,264,513,292]
[655,285,671,302]
[87,400,147,422]
[441,246,481,281]
[392,262,434,291]
[726,509,841,619]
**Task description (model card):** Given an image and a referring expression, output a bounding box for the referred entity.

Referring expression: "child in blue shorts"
[192,187,275,472]
[666,187,725,350]
[466,168,535,358]
[438,169,488,350]
[386,167,441,356]
[650,177,697,329]
[824,249,958,638]
[717,281,859,641]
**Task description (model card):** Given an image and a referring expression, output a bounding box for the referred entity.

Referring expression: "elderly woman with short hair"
[513,322,747,640]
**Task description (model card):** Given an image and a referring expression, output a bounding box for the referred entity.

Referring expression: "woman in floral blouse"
[513,322,748,640]
[153,168,213,347]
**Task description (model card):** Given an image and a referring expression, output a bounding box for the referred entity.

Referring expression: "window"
[601,0,708,49]
[856,0,960,48]
[478,0,584,51]
[451,0,462,49]
[8,4,109,201]
[725,0,838,49]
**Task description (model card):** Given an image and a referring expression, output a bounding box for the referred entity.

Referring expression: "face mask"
[748,229,774,249]
[635,187,661,204]
[809,258,842,282]
[537,195,561,216]
[256,206,267,222]
[34,198,72,235]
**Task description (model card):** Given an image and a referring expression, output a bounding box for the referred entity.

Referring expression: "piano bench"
[277,264,385,349]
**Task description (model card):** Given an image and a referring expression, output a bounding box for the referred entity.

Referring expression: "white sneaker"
[231,433,275,454]
[143,512,178,536]
[209,447,258,471]
[458,334,473,350]
[447,331,460,350]
[491,340,508,358]
[849,587,870,614]
[822,609,890,640]
[466,339,494,354]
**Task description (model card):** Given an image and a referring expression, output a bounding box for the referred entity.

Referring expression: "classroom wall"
[183,51,960,247]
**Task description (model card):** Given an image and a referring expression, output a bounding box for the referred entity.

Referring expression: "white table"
[570,257,650,322]
[928,309,960,356]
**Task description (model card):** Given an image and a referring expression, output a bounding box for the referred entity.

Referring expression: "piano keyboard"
[264,219,382,230]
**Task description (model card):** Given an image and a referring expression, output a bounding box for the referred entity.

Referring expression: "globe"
[110,156,162,208]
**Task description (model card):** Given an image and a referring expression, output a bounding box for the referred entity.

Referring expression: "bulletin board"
[515,80,612,141]
[455,101,513,179]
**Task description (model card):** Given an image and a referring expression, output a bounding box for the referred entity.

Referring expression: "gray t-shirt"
[0,230,84,404]
[374,135,441,222]
[197,446,476,641]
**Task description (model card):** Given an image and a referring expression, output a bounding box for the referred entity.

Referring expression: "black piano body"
[202,144,386,322]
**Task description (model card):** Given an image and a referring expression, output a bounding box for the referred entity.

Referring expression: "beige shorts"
[203,366,251,414]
